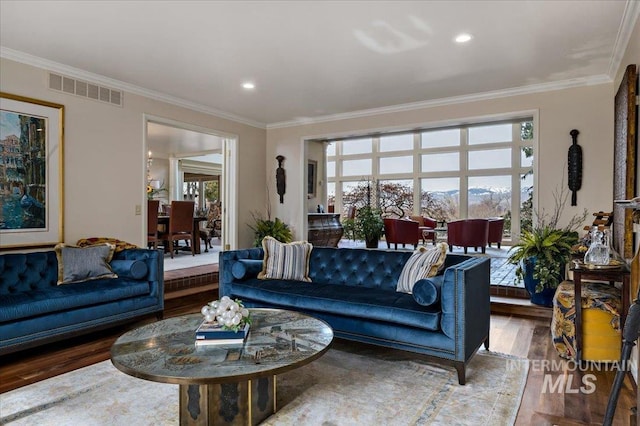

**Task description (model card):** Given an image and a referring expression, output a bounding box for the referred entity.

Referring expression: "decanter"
[583,226,610,266]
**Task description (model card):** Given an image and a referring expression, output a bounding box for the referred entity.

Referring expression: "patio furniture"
[487,217,505,248]
[410,215,437,245]
[384,218,419,249]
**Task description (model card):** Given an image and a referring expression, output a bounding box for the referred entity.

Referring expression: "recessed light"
[242,82,255,90]
[455,33,473,43]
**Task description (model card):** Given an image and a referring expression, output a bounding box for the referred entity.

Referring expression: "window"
[326,118,534,242]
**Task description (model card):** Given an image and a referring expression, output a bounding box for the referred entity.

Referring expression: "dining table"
[157,215,207,254]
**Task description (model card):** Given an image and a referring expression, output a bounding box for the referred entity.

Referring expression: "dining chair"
[147,199,160,249]
[159,200,195,258]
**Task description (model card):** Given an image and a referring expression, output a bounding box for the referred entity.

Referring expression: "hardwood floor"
[0,291,635,425]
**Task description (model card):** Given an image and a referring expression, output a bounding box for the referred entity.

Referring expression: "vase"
[365,236,379,249]
[523,257,560,308]
[583,226,610,266]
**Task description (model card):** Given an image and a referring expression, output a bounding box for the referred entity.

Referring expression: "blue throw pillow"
[412,278,443,306]
[232,259,264,280]
[110,259,148,280]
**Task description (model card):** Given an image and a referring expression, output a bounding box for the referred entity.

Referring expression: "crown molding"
[0,47,266,129]
[266,75,612,129]
[608,0,640,78]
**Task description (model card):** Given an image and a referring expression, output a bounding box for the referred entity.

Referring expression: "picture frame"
[0,92,64,248]
[307,159,317,199]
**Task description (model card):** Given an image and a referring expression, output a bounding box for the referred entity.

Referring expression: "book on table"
[195,321,249,346]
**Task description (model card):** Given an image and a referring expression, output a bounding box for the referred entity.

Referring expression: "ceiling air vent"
[48,72,123,107]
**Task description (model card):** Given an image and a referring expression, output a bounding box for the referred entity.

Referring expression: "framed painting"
[0,93,64,248]
[307,159,317,199]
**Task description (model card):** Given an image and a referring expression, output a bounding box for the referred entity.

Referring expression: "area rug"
[0,346,528,425]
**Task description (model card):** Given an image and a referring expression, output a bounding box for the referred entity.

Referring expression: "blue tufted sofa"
[0,248,164,355]
[220,247,491,384]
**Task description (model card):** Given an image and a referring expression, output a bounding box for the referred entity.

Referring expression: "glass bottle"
[584,226,610,266]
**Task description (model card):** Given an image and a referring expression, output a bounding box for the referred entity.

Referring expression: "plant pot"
[365,237,379,249]
[523,257,560,308]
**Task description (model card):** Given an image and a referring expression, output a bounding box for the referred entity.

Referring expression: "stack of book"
[194,320,250,346]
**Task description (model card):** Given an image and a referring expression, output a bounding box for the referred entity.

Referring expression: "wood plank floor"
[0,291,635,425]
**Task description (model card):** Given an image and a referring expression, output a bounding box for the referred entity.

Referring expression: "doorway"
[143,115,238,271]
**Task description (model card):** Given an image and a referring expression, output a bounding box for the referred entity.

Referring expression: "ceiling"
[1,1,638,128]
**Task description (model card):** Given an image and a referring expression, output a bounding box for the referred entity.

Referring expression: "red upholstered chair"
[446,219,489,254]
[409,215,437,245]
[487,217,505,249]
[383,218,419,250]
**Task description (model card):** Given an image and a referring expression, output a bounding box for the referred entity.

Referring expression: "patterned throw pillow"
[396,243,447,293]
[258,236,313,282]
[76,237,138,253]
[55,243,117,285]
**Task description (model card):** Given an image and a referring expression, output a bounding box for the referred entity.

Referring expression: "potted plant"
[249,214,293,247]
[508,226,579,306]
[507,185,586,307]
[354,205,384,248]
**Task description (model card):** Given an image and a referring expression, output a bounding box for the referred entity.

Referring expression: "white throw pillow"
[396,243,447,293]
[258,236,313,282]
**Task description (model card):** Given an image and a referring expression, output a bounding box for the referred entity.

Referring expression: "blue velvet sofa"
[0,248,164,355]
[220,247,491,384]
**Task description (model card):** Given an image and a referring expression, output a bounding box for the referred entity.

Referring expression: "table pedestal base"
[179,376,276,425]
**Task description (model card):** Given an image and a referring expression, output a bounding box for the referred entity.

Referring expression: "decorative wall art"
[276,155,286,204]
[567,129,582,206]
[0,93,64,248]
[307,159,317,199]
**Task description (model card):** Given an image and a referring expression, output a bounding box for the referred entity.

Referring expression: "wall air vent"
[48,72,123,107]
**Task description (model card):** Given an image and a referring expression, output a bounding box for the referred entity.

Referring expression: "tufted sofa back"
[309,247,412,291]
[0,251,59,295]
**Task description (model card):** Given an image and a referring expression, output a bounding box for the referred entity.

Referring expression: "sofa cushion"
[258,237,312,282]
[55,243,117,285]
[411,276,443,306]
[232,259,264,280]
[396,243,447,293]
[0,279,150,323]
[228,279,441,332]
[110,259,148,280]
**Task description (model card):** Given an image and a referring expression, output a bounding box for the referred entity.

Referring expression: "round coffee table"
[111,308,333,425]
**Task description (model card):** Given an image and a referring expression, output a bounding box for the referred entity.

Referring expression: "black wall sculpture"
[568,129,583,206]
[276,155,286,204]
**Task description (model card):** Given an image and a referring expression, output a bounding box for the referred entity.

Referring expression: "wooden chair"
[159,200,195,258]
[147,199,160,249]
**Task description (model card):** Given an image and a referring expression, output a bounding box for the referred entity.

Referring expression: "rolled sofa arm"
[219,248,264,297]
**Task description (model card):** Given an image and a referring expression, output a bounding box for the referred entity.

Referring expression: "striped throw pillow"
[396,243,447,293]
[258,236,313,282]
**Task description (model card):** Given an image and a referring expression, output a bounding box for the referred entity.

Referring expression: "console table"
[308,213,343,247]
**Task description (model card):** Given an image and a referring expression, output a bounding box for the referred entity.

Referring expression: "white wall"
[267,84,614,241]
[0,58,266,249]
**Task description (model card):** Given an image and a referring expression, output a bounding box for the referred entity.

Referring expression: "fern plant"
[249,215,293,247]
[507,226,578,292]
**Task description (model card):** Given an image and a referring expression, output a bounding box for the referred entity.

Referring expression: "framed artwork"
[613,65,637,259]
[0,93,64,248]
[307,160,317,199]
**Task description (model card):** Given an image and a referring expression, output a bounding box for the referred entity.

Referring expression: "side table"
[570,262,631,363]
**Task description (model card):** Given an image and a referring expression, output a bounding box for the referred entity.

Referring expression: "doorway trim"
[142,114,239,250]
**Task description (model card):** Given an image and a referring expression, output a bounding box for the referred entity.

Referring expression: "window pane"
[421,177,459,221]
[342,138,372,155]
[342,159,371,176]
[468,124,512,145]
[379,179,413,218]
[327,182,335,207]
[380,156,413,174]
[422,152,459,172]
[520,173,533,233]
[380,134,413,152]
[468,175,511,218]
[421,129,460,148]
[468,148,511,170]
[327,161,335,178]
[520,121,533,141]
[520,146,533,167]
[326,142,336,156]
